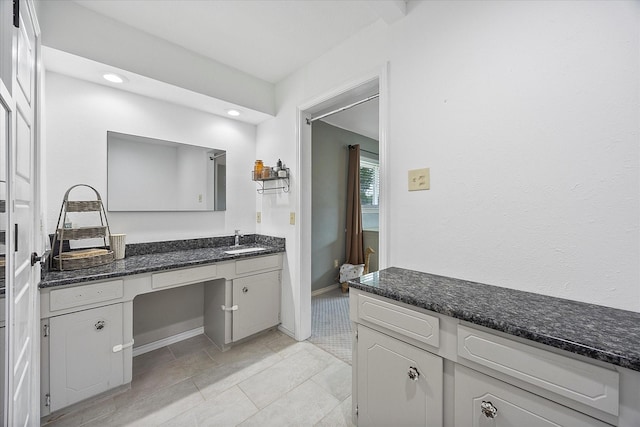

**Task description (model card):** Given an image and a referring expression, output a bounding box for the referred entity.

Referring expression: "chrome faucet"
[234,229,243,246]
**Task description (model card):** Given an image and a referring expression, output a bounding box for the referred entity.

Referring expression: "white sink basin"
[224,247,267,255]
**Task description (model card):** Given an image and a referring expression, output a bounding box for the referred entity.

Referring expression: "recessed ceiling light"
[227,109,240,117]
[103,73,126,83]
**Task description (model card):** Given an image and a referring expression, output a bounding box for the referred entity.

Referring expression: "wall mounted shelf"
[252,169,290,194]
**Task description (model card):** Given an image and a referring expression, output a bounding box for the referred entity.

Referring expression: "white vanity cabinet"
[46,303,125,412]
[350,288,633,427]
[232,270,280,342]
[40,252,284,416]
[356,325,443,426]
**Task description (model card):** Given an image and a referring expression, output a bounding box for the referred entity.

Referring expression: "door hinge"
[45,393,50,407]
[43,324,49,337]
[356,405,358,416]
[13,0,19,28]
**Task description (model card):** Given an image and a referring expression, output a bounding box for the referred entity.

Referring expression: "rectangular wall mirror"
[107,131,226,211]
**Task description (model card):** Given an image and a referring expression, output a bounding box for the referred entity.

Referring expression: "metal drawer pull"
[481,401,498,418]
[408,366,420,381]
[221,305,239,311]
[95,320,105,331]
[113,340,135,353]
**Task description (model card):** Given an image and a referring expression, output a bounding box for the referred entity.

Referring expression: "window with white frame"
[360,157,379,210]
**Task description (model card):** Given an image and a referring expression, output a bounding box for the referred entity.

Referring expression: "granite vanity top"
[349,267,640,372]
[40,234,285,289]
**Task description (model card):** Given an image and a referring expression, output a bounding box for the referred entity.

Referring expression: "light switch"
[289,212,296,225]
[256,212,261,223]
[408,168,430,191]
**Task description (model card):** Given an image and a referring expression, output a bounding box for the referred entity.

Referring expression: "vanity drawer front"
[235,254,281,275]
[357,293,439,348]
[50,280,124,312]
[152,264,217,289]
[457,324,619,416]
[455,364,611,427]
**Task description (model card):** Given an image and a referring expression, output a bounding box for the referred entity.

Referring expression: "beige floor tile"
[205,336,275,367]
[311,359,352,402]
[113,357,190,408]
[161,385,258,427]
[132,346,175,376]
[239,349,331,409]
[315,396,355,427]
[193,351,282,400]
[168,334,215,359]
[41,396,116,427]
[239,380,340,427]
[83,379,204,427]
[174,349,220,378]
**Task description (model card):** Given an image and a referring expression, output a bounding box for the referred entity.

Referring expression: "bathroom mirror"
[107,131,226,211]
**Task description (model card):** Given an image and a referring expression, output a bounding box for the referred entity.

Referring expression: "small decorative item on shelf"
[253,160,264,181]
[253,159,290,194]
[51,184,115,271]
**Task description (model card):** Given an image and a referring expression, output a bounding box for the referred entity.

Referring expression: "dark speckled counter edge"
[40,234,285,289]
[349,267,640,372]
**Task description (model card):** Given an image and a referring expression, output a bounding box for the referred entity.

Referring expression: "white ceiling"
[72,0,406,84]
[47,1,397,134]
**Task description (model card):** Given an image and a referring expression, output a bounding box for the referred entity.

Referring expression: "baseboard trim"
[311,283,340,297]
[132,327,205,357]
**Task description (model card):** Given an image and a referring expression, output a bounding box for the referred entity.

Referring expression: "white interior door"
[9,0,39,425]
[0,76,12,427]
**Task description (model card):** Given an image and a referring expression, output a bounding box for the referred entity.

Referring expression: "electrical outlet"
[408,168,430,191]
[289,212,295,225]
[334,259,339,268]
[256,212,261,223]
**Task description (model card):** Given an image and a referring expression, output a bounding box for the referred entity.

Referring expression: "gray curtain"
[346,145,364,265]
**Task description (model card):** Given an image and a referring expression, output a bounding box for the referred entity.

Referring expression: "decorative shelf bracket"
[253,169,290,194]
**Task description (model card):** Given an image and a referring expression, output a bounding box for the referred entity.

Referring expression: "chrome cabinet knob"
[242,286,249,293]
[95,320,106,331]
[481,401,498,419]
[407,366,420,381]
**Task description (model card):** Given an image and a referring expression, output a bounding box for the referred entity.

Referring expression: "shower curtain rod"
[347,145,378,156]
[306,93,379,125]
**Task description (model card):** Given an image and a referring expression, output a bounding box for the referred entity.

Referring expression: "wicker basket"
[53,249,115,271]
[57,226,107,240]
[51,184,115,271]
[65,200,102,212]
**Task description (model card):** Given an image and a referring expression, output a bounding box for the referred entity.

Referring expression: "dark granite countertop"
[40,234,285,289]
[349,267,640,372]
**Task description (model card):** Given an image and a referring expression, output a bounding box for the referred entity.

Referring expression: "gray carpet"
[309,286,352,365]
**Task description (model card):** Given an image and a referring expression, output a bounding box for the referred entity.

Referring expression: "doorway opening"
[294,67,388,354]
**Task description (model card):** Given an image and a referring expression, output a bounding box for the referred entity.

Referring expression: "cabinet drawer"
[357,293,439,348]
[455,364,611,426]
[235,254,281,275]
[50,280,124,312]
[457,325,619,416]
[151,264,217,289]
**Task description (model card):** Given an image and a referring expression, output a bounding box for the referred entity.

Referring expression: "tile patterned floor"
[309,287,352,365]
[41,330,354,427]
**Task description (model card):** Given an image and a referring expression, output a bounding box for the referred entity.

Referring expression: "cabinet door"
[50,304,124,411]
[357,326,443,427]
[232,271,280,342]
[455,365,611,427]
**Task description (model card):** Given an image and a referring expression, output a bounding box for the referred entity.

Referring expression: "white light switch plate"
[408,168,430,191]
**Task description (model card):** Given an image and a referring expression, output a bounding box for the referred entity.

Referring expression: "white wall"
[45,71,257,243]
[258,0,640,323]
